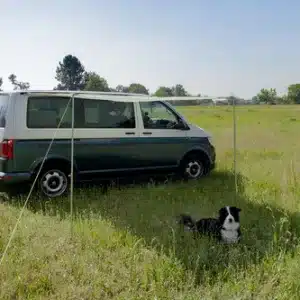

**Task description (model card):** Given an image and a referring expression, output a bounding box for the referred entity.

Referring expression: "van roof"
[0,90,218,103]
[0,90,148,97]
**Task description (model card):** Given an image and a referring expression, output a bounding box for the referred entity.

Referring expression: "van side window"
[27,96,72,128]
[79,99,135,128]
[140,101,180,129]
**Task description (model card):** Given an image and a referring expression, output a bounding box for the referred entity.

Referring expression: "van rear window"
[0,94,9,128]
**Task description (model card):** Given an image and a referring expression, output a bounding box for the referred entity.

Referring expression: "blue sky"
[1,0,300,98]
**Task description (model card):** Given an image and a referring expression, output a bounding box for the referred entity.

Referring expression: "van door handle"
[125,132,135,135]
[143,132,152,135]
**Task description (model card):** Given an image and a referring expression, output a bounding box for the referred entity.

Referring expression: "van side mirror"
[174,121,189,130]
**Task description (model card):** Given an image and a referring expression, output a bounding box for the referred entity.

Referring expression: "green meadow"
[1,105,300,299]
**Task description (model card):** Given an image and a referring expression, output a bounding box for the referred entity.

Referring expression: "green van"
[0,91,216,197]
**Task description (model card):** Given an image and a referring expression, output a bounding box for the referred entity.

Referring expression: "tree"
[280,94,293,104]
[116,85,129,93]
[128,83,149,95]
[0,77,2,91]
[256,88,277,105]
[53,84,66,91]
[287,84,300,104]
[251,95,260,104]
[171,84,188,96]
[274,95,288,105]
[83,72,109,92]
[8,74,30,90]
[54,55,85,90]
[153,86,173,97]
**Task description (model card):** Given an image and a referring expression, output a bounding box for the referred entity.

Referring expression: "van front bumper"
[208,143,216,170]
[0,172,32,185]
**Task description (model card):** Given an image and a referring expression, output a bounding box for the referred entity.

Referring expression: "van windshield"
[0,94,9,128]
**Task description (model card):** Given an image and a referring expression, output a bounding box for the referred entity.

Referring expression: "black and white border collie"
[177,206,242,244]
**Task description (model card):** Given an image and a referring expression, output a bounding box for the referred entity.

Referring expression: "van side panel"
[12,137,146,174]
[13,139,72,173]
[11,136,215,173]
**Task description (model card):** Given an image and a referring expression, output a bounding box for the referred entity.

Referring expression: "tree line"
[252,87,300,104]
[1,54,300,105]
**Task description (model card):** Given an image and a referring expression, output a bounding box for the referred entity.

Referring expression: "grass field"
[1,105,300,299]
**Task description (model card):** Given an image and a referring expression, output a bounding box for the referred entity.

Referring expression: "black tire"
[179,154,207,180]
[38,167,69,198]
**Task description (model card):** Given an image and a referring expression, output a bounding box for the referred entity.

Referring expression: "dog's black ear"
[232,207,241,213]
[218,207,226,216]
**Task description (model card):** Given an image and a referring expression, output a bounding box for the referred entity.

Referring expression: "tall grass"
[1,105,300,299]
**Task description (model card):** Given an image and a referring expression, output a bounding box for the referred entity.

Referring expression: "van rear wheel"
[38,168,69,198]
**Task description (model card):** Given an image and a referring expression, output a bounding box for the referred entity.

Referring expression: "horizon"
[1,0,300,98]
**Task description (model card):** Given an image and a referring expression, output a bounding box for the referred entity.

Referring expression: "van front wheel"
[39,168,69,198]
[180,154,206,180]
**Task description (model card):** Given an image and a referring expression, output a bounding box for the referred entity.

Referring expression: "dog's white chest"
[221,229,239,244]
